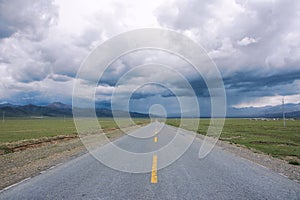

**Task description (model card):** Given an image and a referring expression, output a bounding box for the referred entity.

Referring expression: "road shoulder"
[195,133,300,183]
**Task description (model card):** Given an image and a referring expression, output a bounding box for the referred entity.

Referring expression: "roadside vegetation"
[166,118,300,164]
[0,118,149,154]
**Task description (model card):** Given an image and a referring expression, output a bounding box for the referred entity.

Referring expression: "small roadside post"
[2,111,5,123]
[282,98,286,127]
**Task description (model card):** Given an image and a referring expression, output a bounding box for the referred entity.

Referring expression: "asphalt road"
[1,122,300,200]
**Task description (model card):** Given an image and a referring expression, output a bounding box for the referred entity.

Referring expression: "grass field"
[166,118,300,163]
[1,117,299,163]
[0,118,149,143]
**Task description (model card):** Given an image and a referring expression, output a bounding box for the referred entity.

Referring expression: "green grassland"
[166,118,300,161]
[0,118,149,143]
[1,117,299,163]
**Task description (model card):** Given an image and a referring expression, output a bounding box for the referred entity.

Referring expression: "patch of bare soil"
[0,135,78,155]
[0,138,86,190]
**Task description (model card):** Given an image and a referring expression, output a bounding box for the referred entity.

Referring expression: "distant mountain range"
[227,103,300,118]
[0,102,299,118]
[0,102,149,118]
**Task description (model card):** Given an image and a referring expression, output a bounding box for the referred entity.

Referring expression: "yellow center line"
[154,136,158,143]
[151,155,158,183]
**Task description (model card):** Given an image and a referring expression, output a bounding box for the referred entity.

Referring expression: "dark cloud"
[129,83,177,100]
[224,70,300,93]
[130,92,156,100]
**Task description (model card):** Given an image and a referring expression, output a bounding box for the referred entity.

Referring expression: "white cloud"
[233,93,300,108]
[209,37,236,59]
[237,37,258,46]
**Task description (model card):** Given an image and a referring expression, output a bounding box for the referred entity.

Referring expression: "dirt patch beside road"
[0,135,78,155]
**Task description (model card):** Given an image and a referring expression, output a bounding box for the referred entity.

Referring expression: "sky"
[0,0,300,115]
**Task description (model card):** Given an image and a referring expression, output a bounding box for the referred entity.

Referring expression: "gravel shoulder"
[196,134,300,183]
